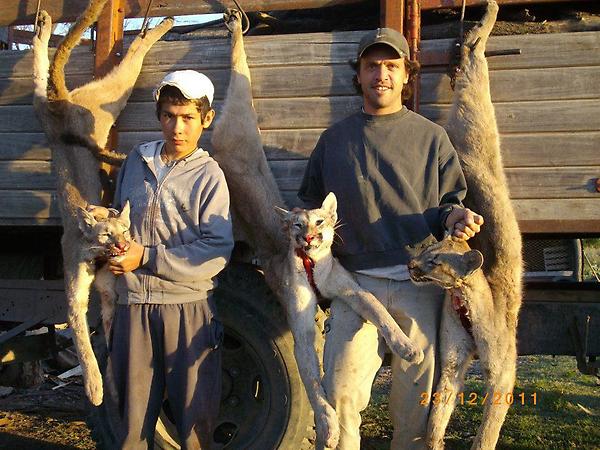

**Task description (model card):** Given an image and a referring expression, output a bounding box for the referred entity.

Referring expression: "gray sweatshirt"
[113,140,234,305]
[298,107,467,271]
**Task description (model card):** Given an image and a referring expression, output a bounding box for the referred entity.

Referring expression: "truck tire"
[88,263,313,449]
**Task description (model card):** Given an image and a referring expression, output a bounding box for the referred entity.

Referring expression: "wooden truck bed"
[0,30,598,232]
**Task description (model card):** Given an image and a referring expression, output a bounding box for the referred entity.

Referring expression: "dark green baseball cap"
[357,27,410,60]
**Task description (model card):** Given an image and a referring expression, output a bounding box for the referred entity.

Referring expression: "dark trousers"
[110,300,223,450]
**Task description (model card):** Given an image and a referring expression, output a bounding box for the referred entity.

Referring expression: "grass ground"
[583,239,600,281]
[361,355,600,450]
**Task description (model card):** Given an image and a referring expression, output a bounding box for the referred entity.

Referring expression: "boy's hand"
[445,207,484,240]
[109,241,144,275]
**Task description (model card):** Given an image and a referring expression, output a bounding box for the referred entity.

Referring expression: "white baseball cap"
[153,70,214,105]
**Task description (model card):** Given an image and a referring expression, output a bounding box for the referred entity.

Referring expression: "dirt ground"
[0,372,392,449]
[0,378,94,449]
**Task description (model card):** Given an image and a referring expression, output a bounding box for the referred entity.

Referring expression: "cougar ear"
[321,192,337,220]
[77,207,97,234]
[462,249,484,277]
[119,201,131,228]
[274,205,292,223]
[404,243,419,257]
[406,234,438,256]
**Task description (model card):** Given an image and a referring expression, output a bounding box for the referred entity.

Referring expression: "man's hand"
[445,207,484,240]
[109,241,144,275]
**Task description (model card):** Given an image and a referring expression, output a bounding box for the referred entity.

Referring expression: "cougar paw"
[387,334,425,365]
[159,16,175,29]
[224,8,242,30]
[407,348,425,365]
[36,10,52,40]
[315,404,340,449]
[85,377,104,406]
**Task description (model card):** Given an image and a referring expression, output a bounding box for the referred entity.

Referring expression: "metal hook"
[140,0,154,38]
[33,0,42,35]
[225,0,250,35]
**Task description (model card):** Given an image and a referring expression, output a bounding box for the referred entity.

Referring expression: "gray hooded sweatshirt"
[113,140,234,305]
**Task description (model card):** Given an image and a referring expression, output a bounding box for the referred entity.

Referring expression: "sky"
[13,13,222,50]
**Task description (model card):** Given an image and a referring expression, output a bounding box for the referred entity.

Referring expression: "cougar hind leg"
[283,284,340,450]
[470,338,516,450]
[426,307,474,450]
[63,243,104,406]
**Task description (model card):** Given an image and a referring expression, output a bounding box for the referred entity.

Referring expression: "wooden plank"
[2,130,597,170]
[115,97,363,132]
[128,65,356,102]
[1,190,599,232]
[110,97,600,133]
[6,61,598,106]
[501,132,600,168]
[0,190,58,220]
[420,66,600,104]
[0,133,51,160]
[514,199,600,232]
[0,74,92,106]
[269,160,600,200]
[10,28,91,47]
[117,130,600,168]
[0,161,54,189]
[0,0,365,26]
[422,99,600,133]
[3,30,599,79]
[421,0,596,9]
[505,167,600,199]
[118,130,323,160]
[0,106,43,132]
[0,47,93,78]
[420,32,600,69]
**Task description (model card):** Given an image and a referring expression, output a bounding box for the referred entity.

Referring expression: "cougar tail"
[48,0,109,101]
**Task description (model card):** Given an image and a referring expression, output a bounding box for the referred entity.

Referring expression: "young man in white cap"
[108,70,234,449]
[299,29,483,449]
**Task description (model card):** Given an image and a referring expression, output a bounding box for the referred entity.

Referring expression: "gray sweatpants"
[110,300,223,450]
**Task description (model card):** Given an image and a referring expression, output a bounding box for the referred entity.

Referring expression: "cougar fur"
[411,2,523,448]
[32,0,173,405]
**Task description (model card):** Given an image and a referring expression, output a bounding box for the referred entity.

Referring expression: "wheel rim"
[155,325,292,449]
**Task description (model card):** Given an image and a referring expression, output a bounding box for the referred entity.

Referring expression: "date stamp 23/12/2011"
[420,391,538,407]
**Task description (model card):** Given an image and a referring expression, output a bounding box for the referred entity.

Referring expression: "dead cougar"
[32,0,173,405]
[211,10,425,449]
[276,193,423,365]
[408,236,514,450]
[76,201,131,345]
[412,1,523,448]
[211,10,339,447]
